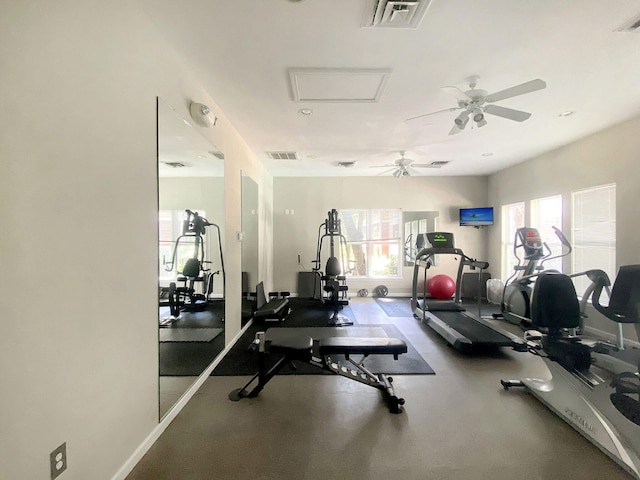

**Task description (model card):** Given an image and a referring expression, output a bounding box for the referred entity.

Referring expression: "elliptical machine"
[312,209,352,326]
[501,271,640,479]
[498,226,571,328]
[161,209,225,322]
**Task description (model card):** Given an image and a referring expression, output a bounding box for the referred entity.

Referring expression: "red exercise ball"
[428,274,456,300]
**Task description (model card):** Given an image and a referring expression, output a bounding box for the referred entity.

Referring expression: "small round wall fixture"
[190,102,217,128]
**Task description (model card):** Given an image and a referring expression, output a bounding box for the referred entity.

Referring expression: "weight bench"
[250,282,291,323]
[229,329,408,413]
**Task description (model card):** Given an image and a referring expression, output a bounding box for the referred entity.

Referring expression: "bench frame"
[229,331,407,413]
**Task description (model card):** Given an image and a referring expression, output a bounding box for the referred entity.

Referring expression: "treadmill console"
[515,227,544,260]
[426,232,455,250]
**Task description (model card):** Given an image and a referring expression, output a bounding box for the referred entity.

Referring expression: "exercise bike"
[498,226,571,328]
[501,272,640,479]
[588,265,640,376]
[160,209,224,323]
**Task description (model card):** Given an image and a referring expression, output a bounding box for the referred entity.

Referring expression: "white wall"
[0,2,272,479]
[487,114,640,343]
[273,175,490,295]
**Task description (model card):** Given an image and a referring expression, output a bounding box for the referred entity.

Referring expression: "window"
[531,194,563,272]
[501,202,525,280]
[340,209,401,278]
[159,209,207,282]
[571,184,616,296]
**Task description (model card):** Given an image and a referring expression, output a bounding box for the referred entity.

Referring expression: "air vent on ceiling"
[266,151,299,160]
[163,162,187,168]
[361,0,432,29]
[209,151,225,160]
[615,12,640,32]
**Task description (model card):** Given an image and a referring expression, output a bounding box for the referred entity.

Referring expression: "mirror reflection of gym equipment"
[160,209,224,323]
[157,98,225,419]
[311,209,353,326]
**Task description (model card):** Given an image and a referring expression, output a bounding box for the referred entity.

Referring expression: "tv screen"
[460,207,494,226]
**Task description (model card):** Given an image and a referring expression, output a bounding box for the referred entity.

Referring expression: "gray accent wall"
[487,114,640,343]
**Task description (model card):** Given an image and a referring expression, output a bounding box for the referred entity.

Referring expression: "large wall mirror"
[241,172,259,324]
[157,98,226,419]
[403,211,439,266]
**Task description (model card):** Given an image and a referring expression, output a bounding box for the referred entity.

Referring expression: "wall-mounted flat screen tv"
[459,207,494,227]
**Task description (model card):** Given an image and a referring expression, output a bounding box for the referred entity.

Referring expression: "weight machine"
[160,209,224,323]
[312,209,352,326]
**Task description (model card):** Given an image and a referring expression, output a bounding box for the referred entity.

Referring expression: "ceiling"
[140,0,640,177]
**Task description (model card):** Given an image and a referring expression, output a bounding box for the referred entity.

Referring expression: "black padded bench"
[250,282,291,323]
[230,329,408,413]
[319,337,407,359]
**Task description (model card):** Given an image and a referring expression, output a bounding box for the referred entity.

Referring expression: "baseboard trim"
[111,320,254,480]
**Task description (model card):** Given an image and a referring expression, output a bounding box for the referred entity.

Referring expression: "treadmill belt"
[434,311,512,345]
[421,300,466,312]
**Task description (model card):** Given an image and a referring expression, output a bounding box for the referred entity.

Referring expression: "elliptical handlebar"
[539,226,572,268]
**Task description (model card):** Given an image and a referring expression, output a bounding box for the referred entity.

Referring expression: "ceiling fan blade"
[483,104,532,122]
[484,79,546,103]
[409,164,433,168]
[405,107,458,123]
[442,86,472,102]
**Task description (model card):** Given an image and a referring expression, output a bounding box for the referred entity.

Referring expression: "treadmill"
[411,232,526,353]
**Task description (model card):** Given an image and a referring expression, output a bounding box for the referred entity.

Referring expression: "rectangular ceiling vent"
[163,162,187,168]
[615,12,640,32]
[266,151,299,160]
[362,0,432,29]
[209,151,225,160]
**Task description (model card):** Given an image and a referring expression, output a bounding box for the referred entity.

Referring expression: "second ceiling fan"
[407,75,547,135]
[370,151,440,178]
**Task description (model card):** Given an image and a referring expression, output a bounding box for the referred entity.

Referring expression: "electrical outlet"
[50,442,67,480]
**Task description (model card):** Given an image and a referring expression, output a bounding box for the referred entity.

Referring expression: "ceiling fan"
[370,151,439,178]
[406,75,547,135]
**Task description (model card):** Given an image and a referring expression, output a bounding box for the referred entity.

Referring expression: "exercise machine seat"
[180,257,202,279]
[593,265,640,324]
[531,273,581,331]
[325,256,341,277]
[532,273,591,371]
